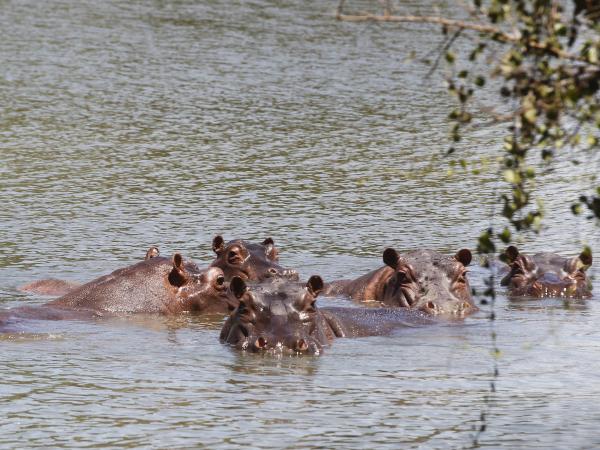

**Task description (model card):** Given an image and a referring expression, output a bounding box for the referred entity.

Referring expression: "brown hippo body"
[500,246,593,299]
[220,276,437,356]
[2,253,233,333]
[45,254,230,315]
[210,235,299,282]
[22,237,299,297]
[324,248,476,317]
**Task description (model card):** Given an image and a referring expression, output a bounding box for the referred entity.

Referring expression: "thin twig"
[425,28,463,79]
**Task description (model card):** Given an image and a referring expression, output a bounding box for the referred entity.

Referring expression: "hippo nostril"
[295,338,309,352]
[427,301,436,310]
[268,268,278,275]
[255,336,268,349]
[216,275,225,286]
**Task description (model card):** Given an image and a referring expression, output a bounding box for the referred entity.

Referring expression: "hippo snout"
[247,333,319,355]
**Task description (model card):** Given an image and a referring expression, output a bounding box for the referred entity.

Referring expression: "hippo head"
[210,235,299,282]
[220,275,325,355]
[382,248,475,316]
[167,253,234,313]
[500,246,592,299]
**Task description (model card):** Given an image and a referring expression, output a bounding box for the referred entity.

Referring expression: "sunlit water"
[1,0,600,448]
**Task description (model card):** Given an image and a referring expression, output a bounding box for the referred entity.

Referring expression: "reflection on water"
[1,0,600,448]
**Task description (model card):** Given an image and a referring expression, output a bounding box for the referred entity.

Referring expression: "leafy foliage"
[444,0,600,247]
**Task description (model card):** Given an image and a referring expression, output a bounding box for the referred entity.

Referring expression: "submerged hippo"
[44,253,232,314]
[324,248,476,316]
[500,246,593,299]
[19,246,162,297]
[2,253,233,333]
[210,235,298,282]
[220,276,437,355]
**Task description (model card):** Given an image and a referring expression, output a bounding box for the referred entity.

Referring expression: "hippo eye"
[511,263,525,275]
[396,270,409,282]
[228,250,245,265]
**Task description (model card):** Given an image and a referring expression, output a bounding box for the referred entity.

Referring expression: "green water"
[1,0,599,448]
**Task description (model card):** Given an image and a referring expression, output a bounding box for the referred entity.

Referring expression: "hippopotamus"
[500,246,593,299]
[44,253,232,314]
[210,235,299,282]
[19,246,162,297]
[220,276,437,355]
[323,248,476,316]
[2,252,234,332]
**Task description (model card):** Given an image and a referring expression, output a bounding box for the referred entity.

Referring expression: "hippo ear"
[168,253,189,287]
[455,249,472,266]
[307,275,324,297]
[262,237,278,260]
[145,246,160,260]
[383,248,400,269]
[502,246,520,264]
[230,276,248,299]
[212,235,225,255]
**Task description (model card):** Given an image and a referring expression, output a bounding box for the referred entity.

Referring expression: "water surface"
[1,0,600,448]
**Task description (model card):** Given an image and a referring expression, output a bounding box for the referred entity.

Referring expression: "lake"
[1,0,599,448]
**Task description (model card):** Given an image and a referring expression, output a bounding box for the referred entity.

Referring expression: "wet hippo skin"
[220,276,438,356]
[2,252,235,332]
[210,235,299,282]
[324,248,476,317]
[500,245,593,299]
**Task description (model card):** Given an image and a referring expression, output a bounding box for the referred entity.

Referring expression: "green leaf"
[523,107,537,124]
[524,167,535,179]
[445,51,456,64]
[554,23,567,36]
[498,227,511,243]
[532,215,542,233]
[581,246,592,265]
[503,169,518,184]
[588,46,598,64]
[477,229,496,254]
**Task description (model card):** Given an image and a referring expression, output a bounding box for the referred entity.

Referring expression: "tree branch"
[335,11,598,66]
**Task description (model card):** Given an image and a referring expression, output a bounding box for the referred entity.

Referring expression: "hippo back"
[47,257,193,314]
